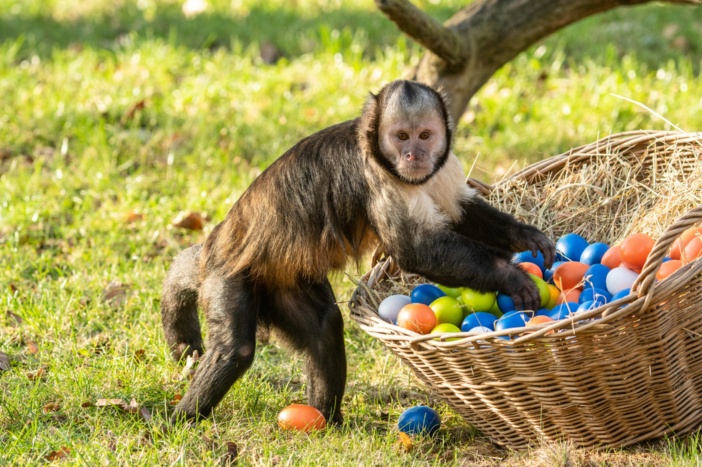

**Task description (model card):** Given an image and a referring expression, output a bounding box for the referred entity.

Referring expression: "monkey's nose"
[405,152,416,161]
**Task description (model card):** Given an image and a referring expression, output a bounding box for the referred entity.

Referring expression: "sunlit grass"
[1,0,702,464]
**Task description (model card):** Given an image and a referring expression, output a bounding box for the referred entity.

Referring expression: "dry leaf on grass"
[0,351,11,372]
[45,447,70,461]
[102,281,129,307]
[5,310,23,326]
[43,402,61,413]
[221,441,239,465]
[172,211,206,231]
[398,432,414,453]
[27,367,46,381]
[26,341,39,355]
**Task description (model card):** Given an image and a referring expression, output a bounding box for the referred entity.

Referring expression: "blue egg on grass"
[513,250,545,271]
[461,312,497,332]
[378,295,411,324]
[496,292,517,313]
[410,284,446,306]
[583,264,610,291]
[556,233,589,262]
[580,242,610,265]
[398,406,441,436]
[549,302,579,320]
[578,287,612,304]
[495,311,530,339]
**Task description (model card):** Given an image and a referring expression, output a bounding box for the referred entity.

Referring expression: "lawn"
[1,0,702,465]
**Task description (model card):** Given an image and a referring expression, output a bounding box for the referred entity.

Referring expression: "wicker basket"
[349,130,702,450]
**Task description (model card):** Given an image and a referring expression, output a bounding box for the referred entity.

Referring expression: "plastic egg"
[430,323,461,339]
[429,296,464,327]
[576,299,605,313]
[460,288,496,313]
[496,292,516,313]
[530,274,550,307]
[278,404,326,431]
[467,325,492,335]
[527,315,554,326]
[601,244,622,269]
[544,261,566,283]
[552,261,589,291]
[461,312,497,332]
[556,233,589,261]
[606,267,639,295]
[656,259,683,281]
[495,311,530,339]
[397,303,437,334]
[545,284,560,309]
[583,264,610,291]
[410,284,445,305]
[535,308,551,317]
[513,250,546,271]
[578,287,611,304]
[556,288,581,304]
[378,295,411,323]
[682,237,702,264]
[670,227,702,260]
[398,406,441,435]
[610,288,631,301]
[619,233,654,272]
[519,262,543,279]
[549,302,579,320]
[436,284,462,298]
[579,242,610,265]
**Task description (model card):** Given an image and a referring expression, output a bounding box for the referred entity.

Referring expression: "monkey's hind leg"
[171,272,259,422]
[266,279,347,425]
[161,244,205,361]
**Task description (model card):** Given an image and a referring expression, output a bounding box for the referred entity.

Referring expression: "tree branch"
[375,0,466,70]
[378,0,701,123]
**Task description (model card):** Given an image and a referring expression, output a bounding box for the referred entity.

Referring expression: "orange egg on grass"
[670,227,702,260]
[397,303,437,334]
[656,260,683,281]
[278,404,327,432]
[552,262,589,291]
[682,237,702,264]
[601,244,622,269]
[619,233,654,272]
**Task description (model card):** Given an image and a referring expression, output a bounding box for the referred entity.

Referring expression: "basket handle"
[632,205,702,303]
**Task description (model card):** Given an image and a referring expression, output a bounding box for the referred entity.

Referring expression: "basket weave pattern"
[350,131,702,449]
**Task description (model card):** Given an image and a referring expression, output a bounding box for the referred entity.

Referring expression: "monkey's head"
[360,80,453,185]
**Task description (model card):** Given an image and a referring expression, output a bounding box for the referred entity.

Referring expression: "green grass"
[1,0,702,464]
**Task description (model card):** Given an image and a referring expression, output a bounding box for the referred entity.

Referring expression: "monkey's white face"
[378,110,447,184]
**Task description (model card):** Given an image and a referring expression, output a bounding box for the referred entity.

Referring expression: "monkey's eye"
[419,131,431,140]
[397,132,409,141]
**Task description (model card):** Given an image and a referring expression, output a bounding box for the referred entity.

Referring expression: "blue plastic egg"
[579,242,610,265]
[535,308,551,317]
[549,302,579,320]
[398,406,441,435]
[467,326,493,334]
[513,250,546,272]
[610,288,631,301]
[583,264,610,291]
[410,284,445,306]
[544,261,567,283]
[461,312,497,332]
[556,233,589,262]
[495,311,530,339]
[378,294,411,324]
[578,287,612,304]
[496,292,517,313]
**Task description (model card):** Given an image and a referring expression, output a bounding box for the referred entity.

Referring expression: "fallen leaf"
[260,42,283,65]
[125,211,145,223]
[27,367,46,381]
[46,447,70,461]
[170,393,183,405]
[81,401,93,408]
[26,341,39,355]
[398,432,413,453]
[123,398,140,414]
[5,310,23,326]
[172,211,205,231]
[96,398,126,408]
[222,441,238,464]
[122,99,147,123]
[139,406,152,422]
[43,402,61,413]
[103,281,129,307]
[0,352,11,372]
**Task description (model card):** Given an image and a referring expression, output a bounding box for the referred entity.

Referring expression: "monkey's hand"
[499,263,542,312]
[511,225,555,269]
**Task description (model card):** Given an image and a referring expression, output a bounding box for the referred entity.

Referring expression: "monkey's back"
[202,120,378,287]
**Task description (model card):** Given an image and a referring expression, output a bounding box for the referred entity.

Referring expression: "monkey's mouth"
[398,161,434,182]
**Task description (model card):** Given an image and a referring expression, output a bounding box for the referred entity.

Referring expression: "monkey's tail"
[161,244,205,362]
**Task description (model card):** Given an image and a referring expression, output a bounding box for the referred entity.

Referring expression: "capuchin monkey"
[161,80,555,425]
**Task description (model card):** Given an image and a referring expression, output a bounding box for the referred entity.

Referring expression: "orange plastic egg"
[670,227,702,260]
[527,315,554,326]
[552,262,589,291]
[518,262,543,279]
[556,288,581,305]
[397,303,437,334]
[278,404,327,432]
[601,244,622,269]
[619,233,654,272]
[682,237,702,265]
[656,260,683,281]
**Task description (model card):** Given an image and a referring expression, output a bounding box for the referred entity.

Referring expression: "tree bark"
[376,0,700,123]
